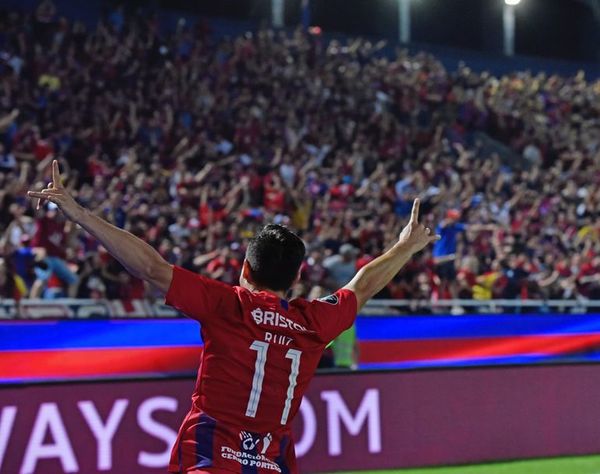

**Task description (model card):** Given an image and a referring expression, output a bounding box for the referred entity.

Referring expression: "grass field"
[335,455,600,474]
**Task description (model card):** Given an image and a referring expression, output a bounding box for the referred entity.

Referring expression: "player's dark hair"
[246,224,306,292]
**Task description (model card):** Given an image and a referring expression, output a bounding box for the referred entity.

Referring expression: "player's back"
[165,266,357,474]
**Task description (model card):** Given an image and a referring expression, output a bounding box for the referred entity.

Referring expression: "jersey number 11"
[245,340,302,425]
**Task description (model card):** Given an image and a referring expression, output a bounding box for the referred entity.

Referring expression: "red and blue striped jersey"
[165,265,357,473]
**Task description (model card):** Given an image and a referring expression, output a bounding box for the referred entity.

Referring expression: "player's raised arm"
[28,160,173,294]
[344,198,440,310]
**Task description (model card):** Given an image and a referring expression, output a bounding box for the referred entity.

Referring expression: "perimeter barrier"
[2,365,600,473]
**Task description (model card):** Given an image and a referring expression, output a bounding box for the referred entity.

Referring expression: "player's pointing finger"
[52,160,62,188]
[410,198,420,223]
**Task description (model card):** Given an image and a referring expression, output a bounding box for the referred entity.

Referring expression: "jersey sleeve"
[165,265,234,324]
[308,288,358,343]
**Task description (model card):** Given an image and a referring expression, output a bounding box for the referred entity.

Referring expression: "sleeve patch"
[318,294,339,305]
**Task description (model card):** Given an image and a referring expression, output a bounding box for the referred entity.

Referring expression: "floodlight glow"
[504,0,521,5]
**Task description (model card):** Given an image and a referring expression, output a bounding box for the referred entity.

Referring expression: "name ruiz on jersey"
[251,308,307,332]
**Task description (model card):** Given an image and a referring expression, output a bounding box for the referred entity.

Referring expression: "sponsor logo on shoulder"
[318,294,339,305]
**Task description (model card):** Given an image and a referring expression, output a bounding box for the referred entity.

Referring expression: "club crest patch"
[318,294,339,305]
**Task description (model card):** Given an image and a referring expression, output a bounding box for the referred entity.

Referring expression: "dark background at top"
[157,0,599,62]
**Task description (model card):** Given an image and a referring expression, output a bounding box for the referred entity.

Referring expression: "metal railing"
[1,298,599,319]
[362,299,600,314]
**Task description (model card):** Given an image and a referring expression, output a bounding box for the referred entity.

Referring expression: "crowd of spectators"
[1,2,600,307]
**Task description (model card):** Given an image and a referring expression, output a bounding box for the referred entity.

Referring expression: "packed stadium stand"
[4,3,600,474]
[0,1,599,308]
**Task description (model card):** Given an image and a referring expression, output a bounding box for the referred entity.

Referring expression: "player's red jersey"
[165,265,357,474]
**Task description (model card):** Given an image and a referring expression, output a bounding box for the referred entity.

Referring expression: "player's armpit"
[342,281,365,312]
[146,261,174,294]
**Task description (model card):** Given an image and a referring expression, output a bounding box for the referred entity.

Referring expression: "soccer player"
[28,160,439,474]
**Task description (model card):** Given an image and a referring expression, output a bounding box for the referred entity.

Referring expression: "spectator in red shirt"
[578,255,600,299]
[263,174,286,214]
[206,247,242,285]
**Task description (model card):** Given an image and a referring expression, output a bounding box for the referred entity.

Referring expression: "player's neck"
[245,282,287,300]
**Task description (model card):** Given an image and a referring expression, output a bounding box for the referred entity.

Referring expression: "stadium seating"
[1,3,599,307]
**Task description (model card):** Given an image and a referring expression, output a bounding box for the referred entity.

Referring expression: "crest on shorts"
[318,294,339,305]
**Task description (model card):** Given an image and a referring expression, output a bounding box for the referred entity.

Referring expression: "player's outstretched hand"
[27,160,84,222]
[398,198,440,254]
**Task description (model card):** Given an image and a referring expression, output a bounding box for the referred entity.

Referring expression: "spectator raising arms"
[0,5,599,303]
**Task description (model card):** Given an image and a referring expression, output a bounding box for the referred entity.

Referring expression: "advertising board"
[3,365,600,473]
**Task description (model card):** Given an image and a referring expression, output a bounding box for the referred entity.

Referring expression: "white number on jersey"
[245,341,302,425]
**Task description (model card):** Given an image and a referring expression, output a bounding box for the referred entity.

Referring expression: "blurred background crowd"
[1,1,600,305]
